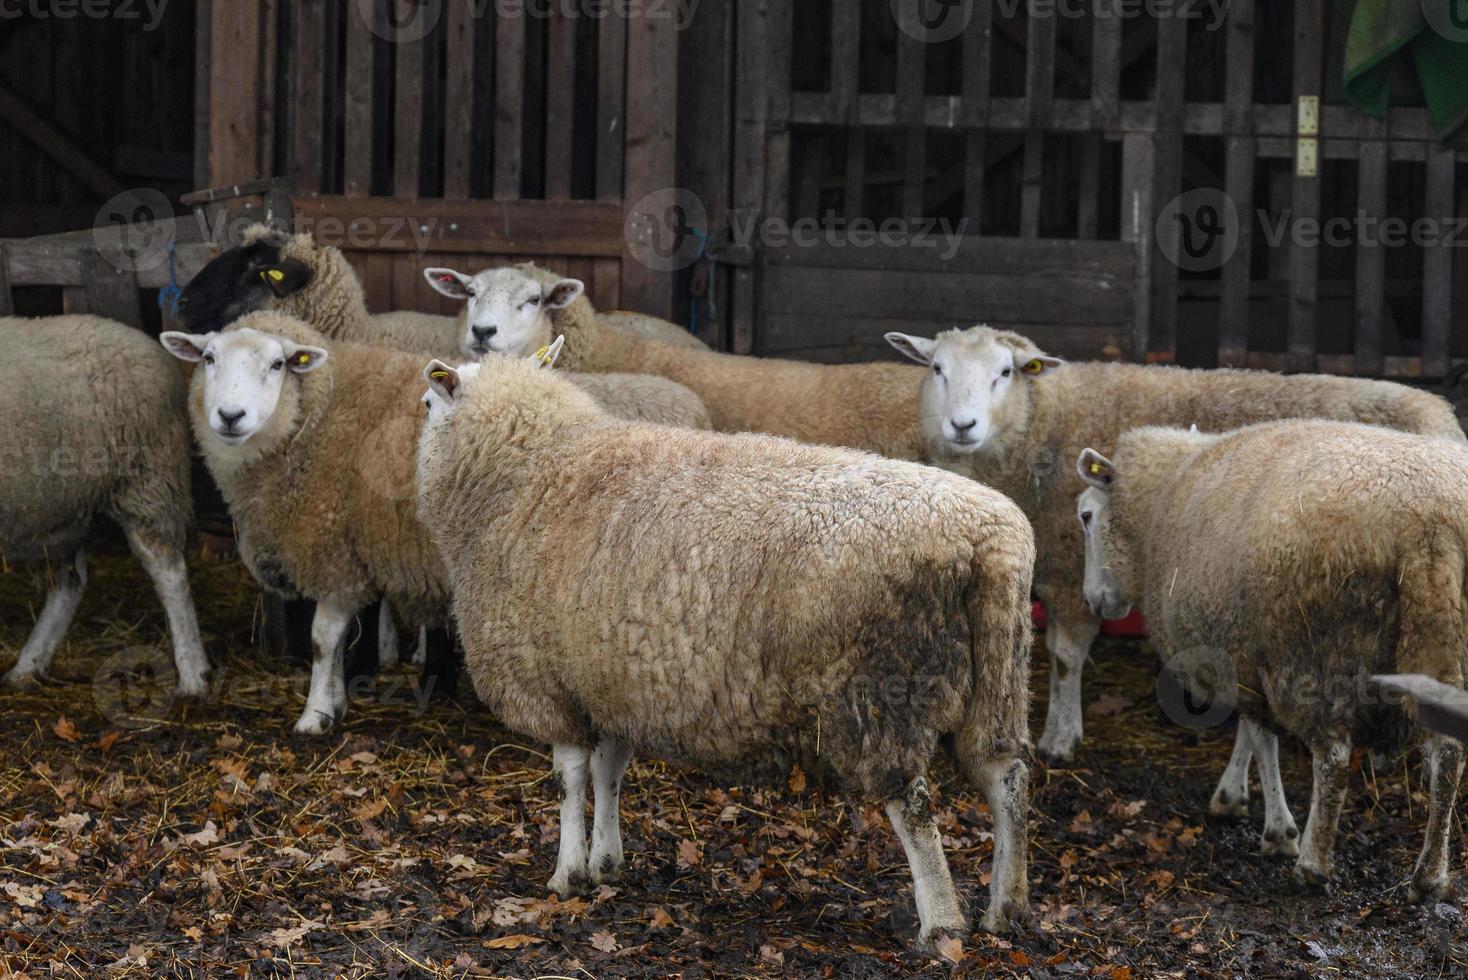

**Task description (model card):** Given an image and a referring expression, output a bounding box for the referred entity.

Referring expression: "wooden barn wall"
[0,7,196,239]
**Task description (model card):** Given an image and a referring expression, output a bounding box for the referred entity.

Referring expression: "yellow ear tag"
[1025,359,1045,375]
[533,345,552,366]
[296,353,311,366]
[1089,462,1104,475]
[429,370,450,381]
[268,269,286,282]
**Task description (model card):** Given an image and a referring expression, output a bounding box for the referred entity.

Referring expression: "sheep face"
[887,326,1062,456]
[1075,449,1132,620]
[424,267,583,360]
[177,234,312,331]
[160,328,327,445]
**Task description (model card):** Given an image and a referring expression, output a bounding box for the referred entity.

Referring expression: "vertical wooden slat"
[1020,5,1056,237]
[343,0,376,196]
[394,29,424,198]
[257,0,279,175]
[193,0,213,189]
[592,257,621,311]
[621,6,681,319]
[443,1,476,198]
[1423,142,1455,378]
[1218,0,1256,367]
[290,0,326,193]
[0,244,13,317]
[495,1,526,200]
[544,10,576,200]
[1287,0,1323,371]
[731,0,770,355]
[1077,134,1099,239]
[764,0,794,223]
[1090,0,1120,131]
[1122,132,1156,361]
[962,0,993,230]
[596,11,627,202]
[1147,12,1186,362]
[207,0,265,185]
[678,0,735,347]
[833,0,862,220]
[1353,126,1387,377]
[845,132,866,220]
[896,8,926,218]
[81,252,143,328]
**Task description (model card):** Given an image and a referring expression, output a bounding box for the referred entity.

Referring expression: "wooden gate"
[201,0,679,320]
[725,0,1467,375]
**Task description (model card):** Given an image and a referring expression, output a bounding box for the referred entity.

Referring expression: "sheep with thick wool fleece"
[885,325,1467,773]
[0,315,208,695]
[1076,420,1468,901]
[460,263,928,458]
[413,353,1037,949]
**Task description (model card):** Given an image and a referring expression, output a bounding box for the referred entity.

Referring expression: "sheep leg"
[885,776,967,950]
[548,744,592,896]
[125,533,209,697]
[295,602,353,735]
[977,755,1031,933]
[1208,726,1253,818]
[588,736,634,885]
[4,548,87,687]
[410,627,428,667]
[1241,717,1299,857]
[1409,734,1464,904]
[377,602,400,669]
[1293,736,1351,889]
[1036,615,1100,763]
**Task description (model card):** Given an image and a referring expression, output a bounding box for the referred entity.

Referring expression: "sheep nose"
[472,325,498,341]
[950,417,977,434]
[217,408,246,428]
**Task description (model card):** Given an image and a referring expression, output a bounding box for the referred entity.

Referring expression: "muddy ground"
[0,542,1464,978]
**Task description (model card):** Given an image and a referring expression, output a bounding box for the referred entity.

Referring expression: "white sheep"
[1,315,208,695]
[423,266,707,359]
[1076,421,1467,900]
[429,264,930,459]
[414,352,1037,949]
[885,326,1466,777]
[160,314,453,733]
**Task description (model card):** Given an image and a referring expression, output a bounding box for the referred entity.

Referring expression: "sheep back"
[565,372,712,429]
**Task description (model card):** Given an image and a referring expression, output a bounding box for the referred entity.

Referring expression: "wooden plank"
[194,0,214,189]
[846,131,867,220]
[343,0,376,196]
[1217,0,1255,367]
[1147,12,1186,362]
[544,10,576,200]
[765,237,1135,276]
[961,0,992,229]
[1121,132,1155,361]
[731,0,769,355]
[758,315,1134,362]
[831,0,859,115]
[0,87,125,199]
[257,0,279,180]
[1077,133,1100,239]
[621,7,681,319]
[394,28,425,198]
[294,197,625,256]
[443,0,476,198]
[1091,0,1121,131]
[207,0,265,185]
[596,10,627,202]
[1353,128,1387,377]
[81,252,143,328]
[592,257,621,312]
[1423,141,1455,378]
[289,0,327,192]
[0,244,13,316]
[763,0,794,225]
[896,9,926,218]
[677,0,733,347]
[1026,1,1056,131]
[495,0,526,199]
[1288,0,1323,371]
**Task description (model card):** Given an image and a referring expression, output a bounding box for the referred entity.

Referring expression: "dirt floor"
[1,542,1465,978]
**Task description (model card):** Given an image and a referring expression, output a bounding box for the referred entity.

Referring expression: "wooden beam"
[208,0,268,186]
[621,6,681,319]
[0,83,124,198]
[1218,0,1255,368]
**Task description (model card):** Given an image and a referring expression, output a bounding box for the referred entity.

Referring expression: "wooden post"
[207,0,270,186]
[621,6,681,320]
[1423,141,1455,379]
[81,252,143,328]
[1218,0,1256,368]
[1287,0,1323,372]
[730,0,770,354]
[0,243,13,317]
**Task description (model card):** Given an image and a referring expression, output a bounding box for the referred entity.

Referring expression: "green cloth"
[1343,0,1468,150]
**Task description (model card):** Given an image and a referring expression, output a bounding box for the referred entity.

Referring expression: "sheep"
[885,325,1467,776]
[425,263,929,459]
[177,224,463,359]
[1,314,208,695]
[159,313,453,734]
[423,266,708,359]
[1075,421,1468,901]
[412,352,1038,949]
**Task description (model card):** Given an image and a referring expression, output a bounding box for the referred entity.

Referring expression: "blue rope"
[158,239,182,316]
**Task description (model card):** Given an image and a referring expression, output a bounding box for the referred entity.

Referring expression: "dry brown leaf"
[935,934,965,964]
[485,933,544,949]
[676,838,702,869]
[590,930,618,953]
[788,764,807,793]
[649,906,675,930]
[53,716,80,742]
[268,918,324,948]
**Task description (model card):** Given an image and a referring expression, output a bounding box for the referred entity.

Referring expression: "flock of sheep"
[2,222,1465,950]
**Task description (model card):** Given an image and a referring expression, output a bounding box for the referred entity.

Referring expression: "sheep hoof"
[978,900,1029,935]
[1408,873,1449,905]
[1291,861,1330,892]
[175,674,210,699]
[1035,733,1078,765]
[916,925,969,957]
[1208,791,1247,819]
[1260,825,1300,858]
[2,669,41,690]
[293,711,337,736]
[547,866,589,898]
[588,853,624,886]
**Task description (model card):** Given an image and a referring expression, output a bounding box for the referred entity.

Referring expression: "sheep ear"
[1015,351,1064,376]
[160,331,212,363]
[1077,448,1115,489]
[424,359,461,402]
[259,259,311,298]
[544,279,584,310]
[529,335,566,370]
[885,332,937,366]
[425,268,473,300]
[283,343,328,373]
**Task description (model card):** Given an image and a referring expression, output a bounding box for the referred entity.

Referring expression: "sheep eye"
[1080,511,1094,527]
[1001,367,1012,378]
[270,359,284,372]
[203,354,215,366]
[526,295,541,307]
[932,364,943,377]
